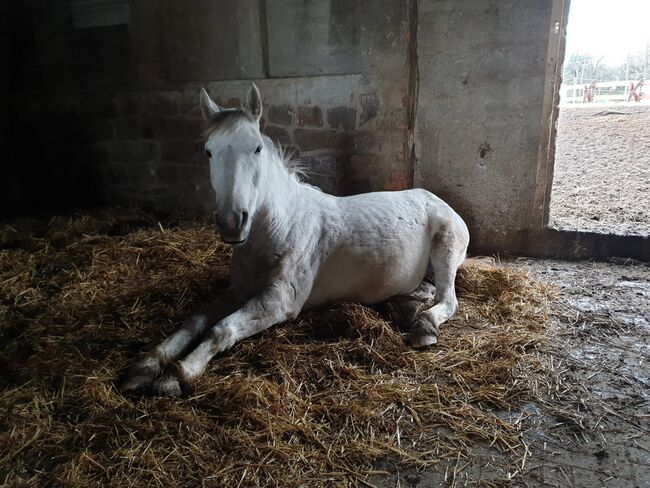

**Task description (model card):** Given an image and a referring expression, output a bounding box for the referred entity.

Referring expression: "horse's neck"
[253,157,305,242]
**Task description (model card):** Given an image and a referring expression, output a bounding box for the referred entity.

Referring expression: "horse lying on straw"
[122,84,470,396]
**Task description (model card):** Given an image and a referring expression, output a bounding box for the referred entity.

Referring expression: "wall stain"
[478,142,492,159]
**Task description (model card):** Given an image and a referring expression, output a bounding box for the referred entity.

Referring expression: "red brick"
[263,125,292,146]
[112,92,144,116]
[186,117,205,138]
[360,93,379,125]
[327,106,357,130]
[166,116,187,140]
[103,164,129,185]
[142,116,169,140]
[293,129,337,152]
[157,165,180,184]
[87,119,114,142]
[161,140,194,163]
[297,106,323,127]
[349,154,380,179]
[352,131,378,152]
[144,92,178,115]
[385,170,411,191]
[111,142,155,163]
[113,117,142,140]
[267,104,293,125]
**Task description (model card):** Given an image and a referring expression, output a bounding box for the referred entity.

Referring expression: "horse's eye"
[205,149,212,158]
[254,145,262,154]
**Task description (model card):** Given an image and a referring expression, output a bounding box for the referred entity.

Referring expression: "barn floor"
[1,209,648,487]
[549,105,650,236]
[374,258,650,487]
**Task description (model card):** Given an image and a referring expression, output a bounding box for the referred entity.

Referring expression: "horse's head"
[199,84,265,245]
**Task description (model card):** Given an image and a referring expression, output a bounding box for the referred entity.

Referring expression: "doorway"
[548,0,650,236]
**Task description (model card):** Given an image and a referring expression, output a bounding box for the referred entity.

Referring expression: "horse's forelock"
[201,109,256,139]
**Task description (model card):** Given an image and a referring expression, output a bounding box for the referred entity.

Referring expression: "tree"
[623,42,650,80]
[564,43,650,85]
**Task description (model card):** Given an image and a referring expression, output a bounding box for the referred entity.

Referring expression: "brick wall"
[2,0,415,216]
[4,79,397,215]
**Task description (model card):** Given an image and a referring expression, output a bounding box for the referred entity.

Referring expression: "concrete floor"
[373,257,650,487]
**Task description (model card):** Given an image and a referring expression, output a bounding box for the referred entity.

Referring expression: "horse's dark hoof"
[152,374,184,397]
[152,362,190,397]
[120,357,163,392]
[410,333,438,348]
[410,316,440,348]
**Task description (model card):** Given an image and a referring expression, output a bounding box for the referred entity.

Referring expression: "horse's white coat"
[122,84,470,396]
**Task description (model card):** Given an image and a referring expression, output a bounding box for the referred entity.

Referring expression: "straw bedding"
[0,208,555,487]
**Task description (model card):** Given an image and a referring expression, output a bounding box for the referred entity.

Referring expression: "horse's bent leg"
[121,288,243,392]
[410,225,467,348]
[152,282,301,396]
[385,281,435,330]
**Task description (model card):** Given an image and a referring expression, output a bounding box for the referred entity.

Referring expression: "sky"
[565,0,650,66]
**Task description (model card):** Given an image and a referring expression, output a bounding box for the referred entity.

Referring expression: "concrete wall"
[1,0,415,216]
[4,0,611,258]
[414,0,557,250]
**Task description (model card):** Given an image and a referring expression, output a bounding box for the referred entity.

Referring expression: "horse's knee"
[207,324,237,351]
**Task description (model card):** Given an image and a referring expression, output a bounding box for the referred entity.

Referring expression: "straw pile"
[0,208,555,487]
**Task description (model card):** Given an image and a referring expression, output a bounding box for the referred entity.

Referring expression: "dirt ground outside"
[549,105,650,236]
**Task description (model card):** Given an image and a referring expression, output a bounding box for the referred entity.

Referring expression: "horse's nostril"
[241,211,249,228]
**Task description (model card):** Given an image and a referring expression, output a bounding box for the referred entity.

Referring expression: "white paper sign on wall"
[71,0,130,29]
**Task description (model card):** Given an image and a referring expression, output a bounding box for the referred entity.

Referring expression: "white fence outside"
[560,80,648,106]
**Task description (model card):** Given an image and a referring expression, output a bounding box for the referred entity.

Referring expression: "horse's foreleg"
[410,225,468,348]
[152,282,301,396]
[121,287,243,392]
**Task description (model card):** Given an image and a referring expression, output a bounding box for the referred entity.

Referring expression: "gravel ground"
[549,105,650,236]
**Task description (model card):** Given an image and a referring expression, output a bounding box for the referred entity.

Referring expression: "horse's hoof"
[120,357,163,392]
[410,333,438,348]
[121,375,154,393]
[152,375,184,397]
[410,316,440,348]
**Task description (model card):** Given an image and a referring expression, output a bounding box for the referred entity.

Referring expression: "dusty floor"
[374,257,650,487]
[0,210,557,486]
[549,105,650,236]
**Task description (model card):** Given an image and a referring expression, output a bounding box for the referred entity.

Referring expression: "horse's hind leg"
[410,225,467,348]
[385,281,435,330]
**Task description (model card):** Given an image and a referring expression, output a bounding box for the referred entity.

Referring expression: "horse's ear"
[246,82,262,122]
[199,87,222,120]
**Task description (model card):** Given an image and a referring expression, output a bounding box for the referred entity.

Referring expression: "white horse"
[122,84,469,396]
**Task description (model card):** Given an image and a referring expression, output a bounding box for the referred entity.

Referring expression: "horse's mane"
[202,109,311,184]
[263,136,309,182]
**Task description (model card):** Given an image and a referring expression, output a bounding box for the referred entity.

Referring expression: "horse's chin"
[223,237,247,246]
[220,230,249,246]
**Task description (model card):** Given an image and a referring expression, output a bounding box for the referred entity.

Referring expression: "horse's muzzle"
[215,210,249,244]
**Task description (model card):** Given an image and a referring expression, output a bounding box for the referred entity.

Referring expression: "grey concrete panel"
[415,0,554,243]
[164,0,264,81]
[267,0,362,77]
